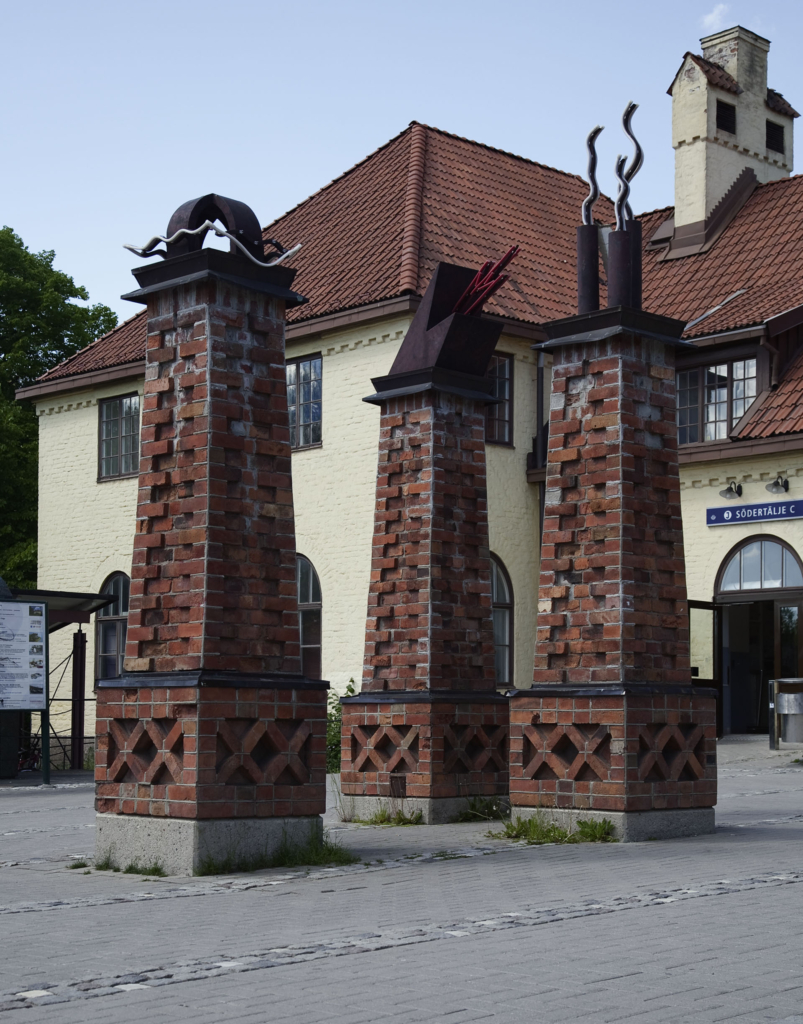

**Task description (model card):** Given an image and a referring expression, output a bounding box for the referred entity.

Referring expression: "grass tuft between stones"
[487,812,617,845]
[453,797,510,823]
[196,829,359,876]
[355,808,423,827]
[122,861,166,876]
[67,859,88,869]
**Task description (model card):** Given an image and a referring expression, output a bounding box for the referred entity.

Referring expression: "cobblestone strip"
[1,870,802,1013]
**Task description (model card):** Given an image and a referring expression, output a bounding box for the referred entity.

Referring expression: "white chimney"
[669,26,796,231]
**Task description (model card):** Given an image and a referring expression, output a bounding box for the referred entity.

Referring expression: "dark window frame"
[95,572,130,682]
[766,119,785,154]
[97,392,141,481]
[675,345,766,445]
[485,353,514,447]
[716,99,737,135]
[286,354,323,451]
[297,553,322,680]
[490,553,514,687]
[715,534,803,599]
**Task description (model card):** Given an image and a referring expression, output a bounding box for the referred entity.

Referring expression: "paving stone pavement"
[1,735,802,1023]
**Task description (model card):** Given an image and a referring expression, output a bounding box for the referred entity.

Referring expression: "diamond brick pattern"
[521,723,611,783]
[96,684,326,819]
[107,718,184,786]
[443,724,507,774]
[637,723,706,783]
[510,691,717,813]
[215,718,312,787]
[341,700,508,801]
[349,724,420,774]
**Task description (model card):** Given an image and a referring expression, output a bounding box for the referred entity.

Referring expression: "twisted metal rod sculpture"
[622,101,643,222]
[614,154,631,232]
[124,220,302,268]
[581,125,604,226]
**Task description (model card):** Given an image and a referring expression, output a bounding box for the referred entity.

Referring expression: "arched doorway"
[490,554,513,688]
[297,554,322,679]
[716,536,803,734]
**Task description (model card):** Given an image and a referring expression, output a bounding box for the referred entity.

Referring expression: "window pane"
[742,541,761,589]
[301,608,321,646]
[302,646,322,681]
[298,556,311,605]
[704,366,728,441]
[491,560,509,603]
[310,566,321,603]
[287,357,322,449]
[286,363,296,384]
[784,549,803,587]
[485,354,512,445]
[731,359,757,426]
[721,553,741,591]
[676,369,699,445]
[762,540,783,588]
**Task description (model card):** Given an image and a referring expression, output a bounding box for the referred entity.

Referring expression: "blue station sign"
[707,499,803,526]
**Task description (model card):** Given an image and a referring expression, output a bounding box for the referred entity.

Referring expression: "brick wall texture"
[534,335,691,687]
[363,390,497,692]
[509,689,717,811]
[124,278,301,676]
[96,684,326,818]
[340,698,508,800]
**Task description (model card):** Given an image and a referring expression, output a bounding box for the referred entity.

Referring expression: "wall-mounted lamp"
[766,475,789,494]
[719,481,743,499]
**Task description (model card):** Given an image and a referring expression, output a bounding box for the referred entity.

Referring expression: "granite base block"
[512,805,716,843]
[95,813,323,876]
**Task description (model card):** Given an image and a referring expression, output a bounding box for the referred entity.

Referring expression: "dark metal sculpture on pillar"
[340,250,519,823]
[509,109,718,842]
[94,195,328,874]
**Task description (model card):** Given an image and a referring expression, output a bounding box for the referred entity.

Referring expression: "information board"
[706,499,803,527]
[0,599,47,710]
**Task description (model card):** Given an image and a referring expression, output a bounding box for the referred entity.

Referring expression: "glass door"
[775,600,803,679]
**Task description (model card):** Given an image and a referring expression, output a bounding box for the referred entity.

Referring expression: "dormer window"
[716,100,737,134]
[766,119,785,153]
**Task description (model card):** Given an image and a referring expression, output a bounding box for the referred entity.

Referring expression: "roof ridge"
[263,125,414,234]
[399,123,427,294]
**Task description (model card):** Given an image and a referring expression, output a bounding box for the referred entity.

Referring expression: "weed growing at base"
[122,862,166,876]
[487,812,616,845]
[356,808,423,827]
[454,797,509,822]
[67,859,88,869]
[196,830,359,876]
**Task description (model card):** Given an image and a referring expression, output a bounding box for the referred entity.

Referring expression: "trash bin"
[777,691,803,743]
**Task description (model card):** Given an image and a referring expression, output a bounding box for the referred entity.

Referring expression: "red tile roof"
[36,123,610,387]
[641,173,803,338]
[735,347,803,438]
[38,310,147,382]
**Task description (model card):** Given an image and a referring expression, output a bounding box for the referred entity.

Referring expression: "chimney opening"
[766,119,785,153]
[716,100,737,135]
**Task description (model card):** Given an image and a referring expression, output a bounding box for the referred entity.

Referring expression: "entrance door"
[722,602,774,733]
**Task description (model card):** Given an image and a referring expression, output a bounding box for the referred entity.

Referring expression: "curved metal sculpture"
[622,101,643,222]
[123,193,301,267]
[581,125,604,226]
[613,154,630,232]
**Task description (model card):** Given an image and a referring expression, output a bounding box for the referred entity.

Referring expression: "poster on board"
[0,599,47,711]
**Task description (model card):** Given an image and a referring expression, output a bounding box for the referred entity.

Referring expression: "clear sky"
[2,0,801,320]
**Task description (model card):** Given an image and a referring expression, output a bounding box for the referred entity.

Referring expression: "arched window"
[717,537,803,593]
[297,555,322,679]
[96,572,130,680]
[491,555,513,686]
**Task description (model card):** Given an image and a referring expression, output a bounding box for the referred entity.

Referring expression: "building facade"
[17,25,803,745]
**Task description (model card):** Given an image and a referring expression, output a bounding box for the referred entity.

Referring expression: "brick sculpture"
[508,308,717,840]
[340,261,513,822]
[94,196,328,874]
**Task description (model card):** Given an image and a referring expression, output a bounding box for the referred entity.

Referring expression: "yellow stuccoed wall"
[36,381,143,739]
[34,317,543,740]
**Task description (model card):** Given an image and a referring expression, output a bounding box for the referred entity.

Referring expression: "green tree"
[0,227,117,587]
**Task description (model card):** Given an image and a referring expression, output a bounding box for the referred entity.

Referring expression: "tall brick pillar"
[340,262,510,823]
[509,306,717,841]
[94,195,328,874]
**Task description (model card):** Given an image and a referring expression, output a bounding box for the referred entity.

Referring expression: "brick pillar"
[340,262,510,823]
[94,198,327,874]
[509,308,717,842]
